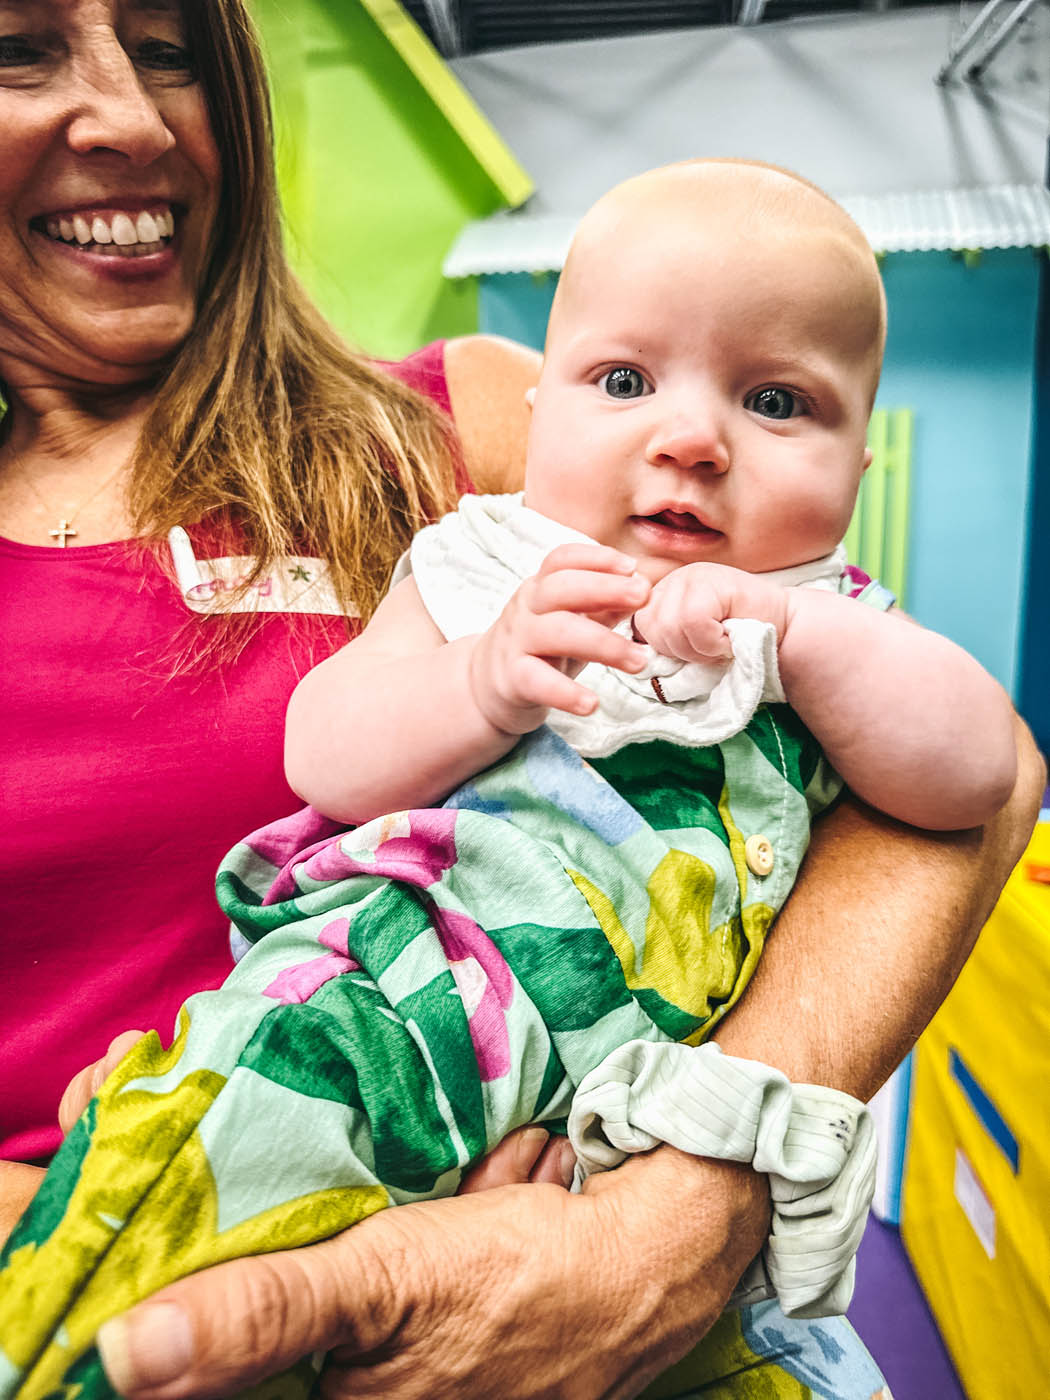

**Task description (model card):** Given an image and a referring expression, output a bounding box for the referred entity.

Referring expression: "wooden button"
[744,834,774,877]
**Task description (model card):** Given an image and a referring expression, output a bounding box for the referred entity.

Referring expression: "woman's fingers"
[0,1161,46,1246]
[458,1127,576,1192]
[96,1223,388,1400]
[57,1030,147,1134]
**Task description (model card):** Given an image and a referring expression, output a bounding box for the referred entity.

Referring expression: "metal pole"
[966,0,1043,78]
[936,0,1012,83]
[737,0,769,26]
[421,0,461,57]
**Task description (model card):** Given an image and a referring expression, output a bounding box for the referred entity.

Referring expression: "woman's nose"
[645,410,730,473]
[65,39,176,164]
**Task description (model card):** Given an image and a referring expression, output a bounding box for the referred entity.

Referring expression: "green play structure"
[846,408,914,608]
[249,0,532,358]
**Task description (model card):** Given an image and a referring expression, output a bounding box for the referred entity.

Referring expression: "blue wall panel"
[876,249,1040,694]
[1017,255,1049,757]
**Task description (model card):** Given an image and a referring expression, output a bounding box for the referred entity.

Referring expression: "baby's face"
[524,191,879,584]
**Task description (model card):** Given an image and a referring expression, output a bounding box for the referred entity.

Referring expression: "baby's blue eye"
[746,387,802,420]
[601,367,648,399]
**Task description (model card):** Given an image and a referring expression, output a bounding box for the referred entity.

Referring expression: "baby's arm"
[285,544,650,823]
[634,563,1017,830]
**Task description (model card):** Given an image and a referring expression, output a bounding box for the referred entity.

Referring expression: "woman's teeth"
[43,208,175,255]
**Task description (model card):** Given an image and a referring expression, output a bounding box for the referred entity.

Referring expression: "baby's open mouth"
[647,509,717,534]
[33,206,175,258]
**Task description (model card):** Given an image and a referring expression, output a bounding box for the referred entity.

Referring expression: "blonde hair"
[129,0,459,629]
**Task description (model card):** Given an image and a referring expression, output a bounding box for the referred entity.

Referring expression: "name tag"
[168,526,355,617]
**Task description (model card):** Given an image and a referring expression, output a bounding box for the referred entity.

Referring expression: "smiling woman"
[0,0,537,1163]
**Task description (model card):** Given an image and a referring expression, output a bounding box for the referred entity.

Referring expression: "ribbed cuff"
[567,1039,877,1318]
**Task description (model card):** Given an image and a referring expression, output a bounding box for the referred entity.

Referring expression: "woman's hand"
[0,1160,46,1247]
[95,1148,767,1400]
[58,1031,147,1134]
[470,544,650,735]
[2,1030,148,1247]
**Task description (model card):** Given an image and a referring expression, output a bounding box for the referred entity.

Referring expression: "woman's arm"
[715,713,1043,1094]
[93,723,1044,1400]
[442,335,540,494]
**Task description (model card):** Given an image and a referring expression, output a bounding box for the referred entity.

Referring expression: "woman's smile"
[0,0,220,383]
[29,201,182,280]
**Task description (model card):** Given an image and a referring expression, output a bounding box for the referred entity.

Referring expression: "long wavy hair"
[129,0,459,629]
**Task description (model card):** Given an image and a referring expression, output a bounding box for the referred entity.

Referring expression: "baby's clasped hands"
[469,543,651,735]
[633,562,792,665]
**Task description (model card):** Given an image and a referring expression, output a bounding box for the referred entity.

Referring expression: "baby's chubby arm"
[285,544,650,823]
[634,563,1017,830]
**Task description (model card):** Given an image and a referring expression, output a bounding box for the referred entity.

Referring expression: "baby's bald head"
[549,159,886,405]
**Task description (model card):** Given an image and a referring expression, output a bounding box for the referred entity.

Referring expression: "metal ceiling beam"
[965,0,1043,78]
[421,0,462,56]
[737,0,768,24]
[936,0,1041,83]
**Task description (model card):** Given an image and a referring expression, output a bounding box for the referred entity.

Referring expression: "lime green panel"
[251,0,518,356]
[358,0,532,206]
[843,407,914,607]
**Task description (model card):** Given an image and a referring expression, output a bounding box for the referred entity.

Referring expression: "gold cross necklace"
[4,448,126,547]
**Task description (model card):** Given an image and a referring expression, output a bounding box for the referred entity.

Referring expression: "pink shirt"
[0,342,464,1161]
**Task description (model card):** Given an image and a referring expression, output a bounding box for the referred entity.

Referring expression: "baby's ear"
[525,386,537,409]
[861,447,873,473]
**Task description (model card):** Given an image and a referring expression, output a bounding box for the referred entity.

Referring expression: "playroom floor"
[848,1215,965,1400]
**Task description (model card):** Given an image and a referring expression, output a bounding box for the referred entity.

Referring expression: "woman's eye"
[600,367,649,400]
[0,35,45,67]
[135,39,194,74]
[746,387,803,420]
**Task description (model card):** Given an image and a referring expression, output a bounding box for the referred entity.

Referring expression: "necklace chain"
[4,446,127,547]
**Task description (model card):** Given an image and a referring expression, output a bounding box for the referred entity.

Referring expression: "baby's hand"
[633,562,789,663]
[470,543,650,734]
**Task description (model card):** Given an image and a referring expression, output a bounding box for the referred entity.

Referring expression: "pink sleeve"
[376,341,474,496]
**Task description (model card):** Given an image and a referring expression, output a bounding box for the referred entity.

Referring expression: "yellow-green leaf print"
[2,1037,388,1399]
[570,849,718,1020]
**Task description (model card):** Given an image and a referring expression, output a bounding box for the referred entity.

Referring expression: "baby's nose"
[645,410,729,473]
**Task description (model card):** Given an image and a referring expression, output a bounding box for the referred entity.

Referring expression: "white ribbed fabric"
[568,1040,877,1319]
[398,492,847,757]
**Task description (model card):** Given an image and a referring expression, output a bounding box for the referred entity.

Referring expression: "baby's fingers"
[511,653,599,717]
[536,543,638,579]
[530,567,649,623]
[528,611,648,675]
[634,598,732,663]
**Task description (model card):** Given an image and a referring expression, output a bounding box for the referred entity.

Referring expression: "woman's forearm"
[715,712,1045,1098]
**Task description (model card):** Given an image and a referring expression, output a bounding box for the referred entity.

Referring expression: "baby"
[0,161,1015,1400]
[288,158,1013,833]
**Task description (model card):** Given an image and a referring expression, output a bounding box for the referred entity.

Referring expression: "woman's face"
[0,0,221,389]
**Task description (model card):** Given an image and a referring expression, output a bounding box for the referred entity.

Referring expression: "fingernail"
[558,1139,577,1190]
[514,1125,549,1173]
[98,1303,194,1394]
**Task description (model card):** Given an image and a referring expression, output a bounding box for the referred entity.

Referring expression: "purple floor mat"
[848,1215,965,1400]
